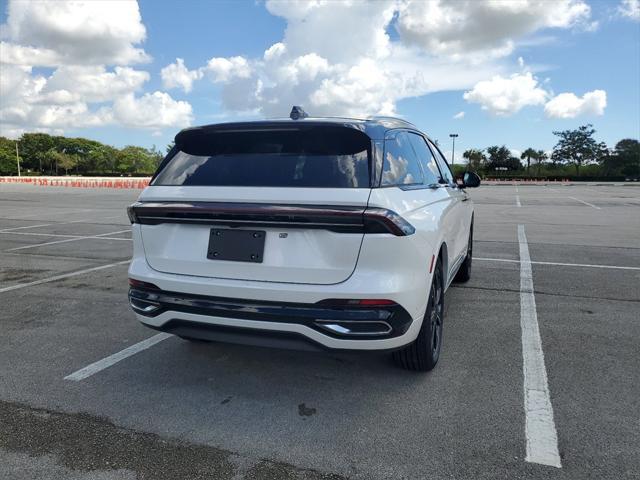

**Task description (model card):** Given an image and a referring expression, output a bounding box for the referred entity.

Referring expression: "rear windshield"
[152,126,371,188]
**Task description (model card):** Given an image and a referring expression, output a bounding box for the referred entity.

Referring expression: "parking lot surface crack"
[0,400,346,480]
[454,285,640,303]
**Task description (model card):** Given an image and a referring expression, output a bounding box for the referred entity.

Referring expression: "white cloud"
[31,103,112,128]
[309,59,401,116]
[0,64,108,135]
[166,0,519,118]
[453,111,465,119]
[166,0,595,119]
[0,42,63,67]
[0,65,114,137]
[205,56,252,83]
[0,0,606,137]
[0,0,195,136]
[463,73,549,116]
[396,0,592,58]
[1,64,149,109]
[619,0,640,20]
[1,0,149,66]
[113,92,193,129]
[0,62,159,134]
[42,66,149,103]
[281,54,332,84]
[264,42,286,61]
[0,65,46,107]
[265,0,397,62]
[161,58,203,93]
[544,90,607,118]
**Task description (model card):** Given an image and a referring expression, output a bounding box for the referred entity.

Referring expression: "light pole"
[449,134,458,166]
[15,142,21,177]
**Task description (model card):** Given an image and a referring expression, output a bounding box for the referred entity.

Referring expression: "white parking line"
[0,223,54,232]
[0,214,126,233]
[69,213,125,223]
[518,225,561,468]
[513,186,522,207]
[580,188,613,196]
[475,257,640,271]
[6,229,132,251]
[65,333,172,381]
[1,231,131,240]
[1,208,95,220]
[568,196,601,210]
[0,260,129,293]
[2,231,83,238]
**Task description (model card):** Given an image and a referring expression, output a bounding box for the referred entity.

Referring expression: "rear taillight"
[126,203,139,224]
[125,201,414,236]
[363,207,415,236]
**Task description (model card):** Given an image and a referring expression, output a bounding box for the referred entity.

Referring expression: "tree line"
[460,125,639,179]
[0,133,164,176]
[1,125,638,179]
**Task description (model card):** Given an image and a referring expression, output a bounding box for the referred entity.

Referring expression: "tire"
[454,221,473,283]
[393,257,444,372]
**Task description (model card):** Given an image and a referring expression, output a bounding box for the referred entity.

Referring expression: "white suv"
[127,108,480,371]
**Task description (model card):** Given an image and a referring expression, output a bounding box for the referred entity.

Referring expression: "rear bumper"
[145,320,334,352]
[144,317,415,353]
[130,286,416,351]
[128,223,434,350]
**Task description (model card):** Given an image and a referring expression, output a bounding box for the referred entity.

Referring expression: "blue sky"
[1,0,639,160]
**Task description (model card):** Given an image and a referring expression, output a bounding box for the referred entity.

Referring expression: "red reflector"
[357,299,396,306]
[128,278,160,290]
[429,254,435,274]
[318,298,396,307]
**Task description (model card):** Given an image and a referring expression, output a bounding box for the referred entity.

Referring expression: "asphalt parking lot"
[1,183,639,480]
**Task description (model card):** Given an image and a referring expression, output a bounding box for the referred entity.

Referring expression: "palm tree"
[535,150,548,176]
[520,148,537,175]
[462,149,485,171]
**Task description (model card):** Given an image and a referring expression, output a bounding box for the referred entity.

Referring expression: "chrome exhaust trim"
[314,320,393,337]
[129,297,161,314]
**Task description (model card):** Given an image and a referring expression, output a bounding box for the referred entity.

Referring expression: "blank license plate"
[207,229,265,263]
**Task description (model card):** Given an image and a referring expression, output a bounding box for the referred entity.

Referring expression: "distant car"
[127,108,480,371]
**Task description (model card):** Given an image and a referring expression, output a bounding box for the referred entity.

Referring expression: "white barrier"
[483,178,571,185]
[0,176,151,189]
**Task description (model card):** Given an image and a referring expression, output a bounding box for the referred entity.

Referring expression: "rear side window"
[381,131,424,186]
[427,139,455,185]
[153,126,370,188]
[406,133,442,185]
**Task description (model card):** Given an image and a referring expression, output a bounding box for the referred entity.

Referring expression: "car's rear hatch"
[133,123,373,285]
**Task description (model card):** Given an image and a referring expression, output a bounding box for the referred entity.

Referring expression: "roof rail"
[367,116,417,128]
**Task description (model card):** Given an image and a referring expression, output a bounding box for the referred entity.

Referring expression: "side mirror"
[463,171,481,188]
